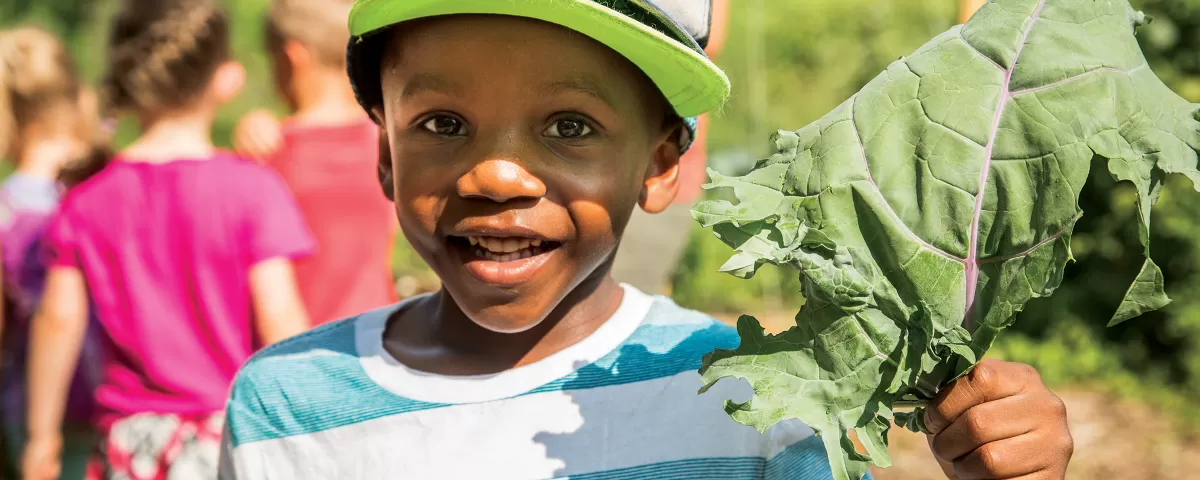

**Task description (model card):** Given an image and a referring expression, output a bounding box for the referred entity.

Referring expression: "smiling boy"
[218,2,1073,479]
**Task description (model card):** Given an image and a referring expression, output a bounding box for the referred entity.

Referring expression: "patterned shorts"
[87,413,224,480]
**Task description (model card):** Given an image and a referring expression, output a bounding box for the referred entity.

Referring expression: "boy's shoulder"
[609,293,741,362]
[225,308,388,448]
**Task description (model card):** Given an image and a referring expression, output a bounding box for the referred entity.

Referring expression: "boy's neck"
[122,110,215,162]
[16,134,79,181]
[290,69,366,127]
[386,274,627,376]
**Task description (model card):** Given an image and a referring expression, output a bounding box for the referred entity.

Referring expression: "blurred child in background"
[233,0,397,327]
[0,25,103,480]
[21,0,316,478]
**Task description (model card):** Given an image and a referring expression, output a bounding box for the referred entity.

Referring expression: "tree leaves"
[693,0,1200,478]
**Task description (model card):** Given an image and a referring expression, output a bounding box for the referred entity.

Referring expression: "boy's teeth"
[467,236,540,254]
[465,236,551,262]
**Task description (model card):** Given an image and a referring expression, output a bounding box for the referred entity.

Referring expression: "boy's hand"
[234,109,282,161]
[21,433,63,480]
[925,359,1073,479]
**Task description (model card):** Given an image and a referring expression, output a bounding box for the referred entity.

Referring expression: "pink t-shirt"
[45,154,316,427]
[266,120,397,326]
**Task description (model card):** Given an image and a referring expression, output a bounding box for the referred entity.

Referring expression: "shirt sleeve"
[244,170,317,265]
[43,201,83,269]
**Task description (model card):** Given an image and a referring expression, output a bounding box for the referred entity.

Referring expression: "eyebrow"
[401,73,464,99]
[540,76,618,110]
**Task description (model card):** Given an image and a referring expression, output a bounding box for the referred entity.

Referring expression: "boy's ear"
[283,39,313,74]
[211,61,246,104]
[639,124,684,214]
[377,126,396,201]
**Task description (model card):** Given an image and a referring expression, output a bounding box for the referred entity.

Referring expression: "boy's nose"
[457,159,547,203]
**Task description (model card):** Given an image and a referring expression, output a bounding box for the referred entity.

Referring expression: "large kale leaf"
[693,0,1199,478]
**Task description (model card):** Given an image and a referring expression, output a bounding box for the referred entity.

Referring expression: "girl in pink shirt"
[21,1,315,479]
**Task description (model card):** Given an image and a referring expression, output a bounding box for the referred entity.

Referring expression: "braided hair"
[101,0,230,117]
[60,0,230,186]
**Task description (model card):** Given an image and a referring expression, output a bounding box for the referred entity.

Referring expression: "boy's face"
[375,16,683,333]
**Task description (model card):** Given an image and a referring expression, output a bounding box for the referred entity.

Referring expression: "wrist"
[25,427,64,444]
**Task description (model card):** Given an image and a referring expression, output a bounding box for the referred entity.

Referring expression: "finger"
[251,131,281,157]
[247,135,276,159]
[931,394,1038,461]
[927,360,1032,434]
[925,434,958,479]
[952,434,1057,480]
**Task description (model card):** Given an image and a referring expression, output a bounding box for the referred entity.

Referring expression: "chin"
[455,291,557,334]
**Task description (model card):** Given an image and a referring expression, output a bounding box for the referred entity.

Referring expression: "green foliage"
[694,0,1200,478]
[707,0,956,157]
[675,0,958,314]
[671,226,802,313]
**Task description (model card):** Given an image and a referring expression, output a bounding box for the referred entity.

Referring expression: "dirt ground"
[715,313,1200,480]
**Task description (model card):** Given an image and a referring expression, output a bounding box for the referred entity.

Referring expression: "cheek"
[557,170,642,264]
[393,158,452,251]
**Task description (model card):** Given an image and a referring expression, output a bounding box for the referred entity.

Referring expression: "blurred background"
[5,0,1200,478]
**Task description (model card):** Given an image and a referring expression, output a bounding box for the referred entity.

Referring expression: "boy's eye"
[422,116,466,136]
[544,118,593,139]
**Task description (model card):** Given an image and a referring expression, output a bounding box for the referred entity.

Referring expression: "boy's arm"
[23,266,90,479]
[249,258,309,345]
[925,359,1073,479]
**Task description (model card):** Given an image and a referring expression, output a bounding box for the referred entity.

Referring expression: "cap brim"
[347,0,730,117]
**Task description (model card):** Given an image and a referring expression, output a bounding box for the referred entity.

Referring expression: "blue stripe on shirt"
[546,436,871,480]
[227,301,741,447]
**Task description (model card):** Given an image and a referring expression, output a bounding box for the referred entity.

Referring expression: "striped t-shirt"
[220,285,857,480]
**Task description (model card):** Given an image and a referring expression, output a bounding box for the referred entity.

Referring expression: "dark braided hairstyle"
[103,0,230,115]
[62,0,230,186]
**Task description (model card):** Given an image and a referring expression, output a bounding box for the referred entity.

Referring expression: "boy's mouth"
[447,235,563,286]
[464,236,554,262]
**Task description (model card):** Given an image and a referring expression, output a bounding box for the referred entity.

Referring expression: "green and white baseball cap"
[345,0,731,123]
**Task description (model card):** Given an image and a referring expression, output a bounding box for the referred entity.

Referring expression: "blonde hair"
[0,26,83,158]
[267,0,354,68]
[102,0,230,116]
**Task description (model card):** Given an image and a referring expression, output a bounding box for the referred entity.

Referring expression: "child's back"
[47,155,311,422]
[237,0,396,325]
[266,121,395,325]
